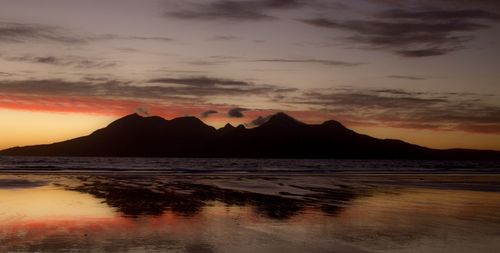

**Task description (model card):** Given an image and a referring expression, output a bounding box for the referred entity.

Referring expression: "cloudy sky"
[1,0,500,150]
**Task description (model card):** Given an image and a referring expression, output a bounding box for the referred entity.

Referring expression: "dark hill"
[1,113,499,160]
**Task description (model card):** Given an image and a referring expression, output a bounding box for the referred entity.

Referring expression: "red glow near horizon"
[1,93,500,151]
[0,93,334,125]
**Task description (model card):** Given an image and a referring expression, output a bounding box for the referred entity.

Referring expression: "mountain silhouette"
[1,113,499,159]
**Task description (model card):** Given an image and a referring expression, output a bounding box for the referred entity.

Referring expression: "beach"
[1,161,500,253]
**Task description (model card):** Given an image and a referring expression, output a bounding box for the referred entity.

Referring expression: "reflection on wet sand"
[0,174,500,252]
[0,184,114,219]
[65,175,367,219]
[70,180,308,219]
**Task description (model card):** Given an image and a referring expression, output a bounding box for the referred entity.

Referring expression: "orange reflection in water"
[1,180,500,253]
[0,184,340,253]
[0,186,115,220]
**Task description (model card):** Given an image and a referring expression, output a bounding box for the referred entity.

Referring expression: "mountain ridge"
[1,113,499,160]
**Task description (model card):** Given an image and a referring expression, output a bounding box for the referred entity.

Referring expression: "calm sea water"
[0,156,499,174]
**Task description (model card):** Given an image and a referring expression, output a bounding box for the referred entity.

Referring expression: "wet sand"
[1,173,500,252]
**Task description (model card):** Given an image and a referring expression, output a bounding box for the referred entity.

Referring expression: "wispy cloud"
[0,76,295,101]
[165,0,307,21]
[387,75,427,81]
[89,34,174,42]
[182,56,361,67]
[291,88,500,134]
[5,55,117,69]
[228,107,248,117]
[0,21,175,45]
[211,35,240,41]
[126,36,174,42]
[0,22,84,44]
[149,76,251,86]
[201,110,218,117]
[369,0,500,13]
[253,58,363,67]
[300,6,500,57]
[379,9,500,20]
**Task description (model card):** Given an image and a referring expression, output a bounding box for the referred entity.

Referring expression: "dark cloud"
[300,7,500,57]
[370,88,426,96]
[228,107,248,118]
[0,79,134,98]
[115,47,143,53]
[201,110,218,117]
[183,56,361,67]
[387,75,427,81]
[372,0,500,13]
[90,34,174,42]
[183,56,244,66]
[0,76,292,101]
[127,36,174,42]
[148,76,251,86]
[183,56,242,66]
[135,106,150,117]
[209,55,244,60]
[395,48,455,57]
[5,55,117,69]
[155,68,210,74]
[166,0,306,21]
[211,35,240,40]
[380,9,500,20]
[0,22,174,45]
[0,22,84,44]
[291,88,500,134]
[184,60,227,66]
[298,89,447,108]
[253,58,362,67]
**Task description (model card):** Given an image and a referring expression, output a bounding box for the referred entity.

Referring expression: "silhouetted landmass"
[1,113,499,160]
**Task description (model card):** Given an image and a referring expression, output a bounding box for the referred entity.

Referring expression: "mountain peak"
[170,116,203,124]
[108,113,144,126]
[261,112,304,128]
[218,123,238,135]
[221,123,235,129]
[170,116,214,131]
[105,113,168,132]
[322,120,347,129]
[124,113,143,119]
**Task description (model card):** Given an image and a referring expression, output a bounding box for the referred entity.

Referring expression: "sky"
[0,0,499,150]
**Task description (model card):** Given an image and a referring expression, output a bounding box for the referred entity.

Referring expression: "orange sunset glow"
[2,109,500,151]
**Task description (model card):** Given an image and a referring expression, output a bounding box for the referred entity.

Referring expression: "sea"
[0,156,499,174]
